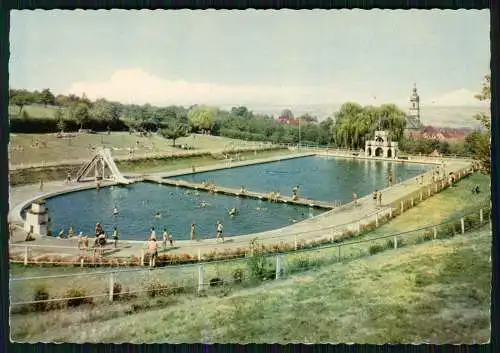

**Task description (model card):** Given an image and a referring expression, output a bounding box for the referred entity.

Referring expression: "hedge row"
[9,116,129,133]
[219,128,268,142]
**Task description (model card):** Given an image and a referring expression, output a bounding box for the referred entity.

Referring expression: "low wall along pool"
[39,155,433,241]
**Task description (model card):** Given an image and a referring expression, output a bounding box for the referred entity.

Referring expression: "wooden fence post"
[460,218,465,234]
[433,226,437,239]
[400,201,404,213]
[198,248,202,262]
[338,245,341,261]
[411,198,414,207]
[108,272,115,302]
[294,236,298,251]
[480,209,483,224]
[198,265,204,293]
[24,246,28,266]
[389,207,392,218]
[435,184,438,193]
[428,187,431,197]
[393,236,398,249]
[80,258,84,268]
[357,221,361,234]
[375,212,379,227]
[140,249,145,266]
[419,192,423,201]
[275,255,282,280]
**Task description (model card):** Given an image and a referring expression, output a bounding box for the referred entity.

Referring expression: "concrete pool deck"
[8,152,472,260]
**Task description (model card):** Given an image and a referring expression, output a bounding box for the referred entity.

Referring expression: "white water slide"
[75,147,131,185]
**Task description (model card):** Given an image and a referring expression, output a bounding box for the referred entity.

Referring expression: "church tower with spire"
[404,83,424,136]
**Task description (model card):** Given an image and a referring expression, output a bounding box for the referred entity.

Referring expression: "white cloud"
[68,68,353,106]
[426,88,489,107]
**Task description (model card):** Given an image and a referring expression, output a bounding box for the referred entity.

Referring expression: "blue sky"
[10,9,490,108]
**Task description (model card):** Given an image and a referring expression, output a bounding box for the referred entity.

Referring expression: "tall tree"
[40,89,56,107]
[9,89,33,113]
[90,98,120,124]
[69,102,90,129]
[159,123,189,147]
[467,73,491,173]
[188,105,217,132]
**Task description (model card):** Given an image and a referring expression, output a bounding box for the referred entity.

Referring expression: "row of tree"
[8,74,492,173]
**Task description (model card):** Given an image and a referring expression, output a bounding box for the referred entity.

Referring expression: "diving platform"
[146,177,336,210]
[75,147,131,185]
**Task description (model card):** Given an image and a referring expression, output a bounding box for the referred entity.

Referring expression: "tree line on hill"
[8,74,491,173]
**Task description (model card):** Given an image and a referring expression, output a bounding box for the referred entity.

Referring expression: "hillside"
[10,225,491,344]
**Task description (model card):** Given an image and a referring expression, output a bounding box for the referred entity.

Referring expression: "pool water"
[41,155,432,240]
[171,155,432,203]
[42,182,325,241]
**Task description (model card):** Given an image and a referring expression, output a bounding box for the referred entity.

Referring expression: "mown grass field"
[9,104,59,118]
[9,132,269,166]
[10,224,491,343]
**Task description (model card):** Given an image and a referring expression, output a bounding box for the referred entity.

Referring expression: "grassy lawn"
[9,132,269,166]
[9,104,59,118]
[10,225,491,343]
[363,172,490,237]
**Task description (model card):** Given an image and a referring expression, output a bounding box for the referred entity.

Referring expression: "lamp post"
[298,117,301,151]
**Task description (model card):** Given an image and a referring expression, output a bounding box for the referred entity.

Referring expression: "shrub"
[232,268,244,284]
[111,283,122,301]
[369,243,385,255]
[32,284,50,311]
[422,232,434,242]
[65,287,91,307]
[209,277,224,287]
[288,256,323,274]
[463,215,478,231]
[144,279,181,297]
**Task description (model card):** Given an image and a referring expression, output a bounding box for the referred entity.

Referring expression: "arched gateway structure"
[365,130,398,159]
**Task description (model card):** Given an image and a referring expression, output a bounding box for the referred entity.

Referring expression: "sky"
[10,9,490,110]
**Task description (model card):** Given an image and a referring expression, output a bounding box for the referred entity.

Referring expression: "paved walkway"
[8,152,472,260]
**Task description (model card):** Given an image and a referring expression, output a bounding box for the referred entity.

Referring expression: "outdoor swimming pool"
[41,182,325,241]
[171,155,432,203]
[38,155,432,241]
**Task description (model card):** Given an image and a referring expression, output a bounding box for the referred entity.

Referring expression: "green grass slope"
[10,226,491,344]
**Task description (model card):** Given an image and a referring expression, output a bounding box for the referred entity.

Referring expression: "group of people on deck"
[146,221,225,268]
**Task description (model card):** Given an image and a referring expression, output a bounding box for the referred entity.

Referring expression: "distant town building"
[276,116,300,125]
[405,83,424,137]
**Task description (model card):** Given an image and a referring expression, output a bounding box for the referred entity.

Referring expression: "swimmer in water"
[154,212,161,219]
[229,207,237,216]
[199,201,209,208]
[113,206,119,216]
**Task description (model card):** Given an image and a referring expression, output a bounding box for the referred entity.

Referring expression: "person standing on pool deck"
[216,221,224,243]
[150,227,156,240]
[190,223,197,241]
[162,228,168,249]
[112,227,119,248]
[377,191,382,207]
[148,238,159,269]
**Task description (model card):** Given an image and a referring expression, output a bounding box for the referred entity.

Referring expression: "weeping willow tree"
[332,102,407,149]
